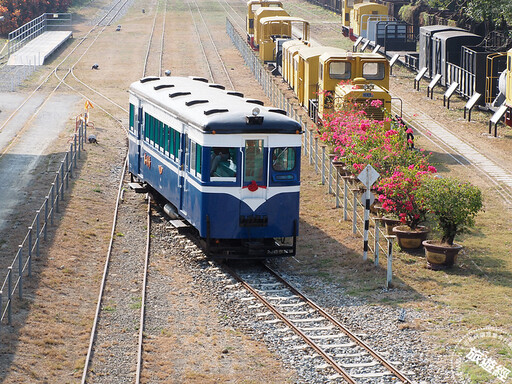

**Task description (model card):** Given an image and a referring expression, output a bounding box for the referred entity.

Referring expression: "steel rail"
[159,0,168,76]
[190,0,235,89]
[187,1,215,83]
[135,196,152,384]
[142,0,160,78]
[0,0,127,134]
[56,71,128,133]
[224,262,412,383]
[264,263,413,383]
[81,155,128,383]
[222,263,358,384]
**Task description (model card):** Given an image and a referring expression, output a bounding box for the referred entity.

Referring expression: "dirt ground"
[1,0,511,382]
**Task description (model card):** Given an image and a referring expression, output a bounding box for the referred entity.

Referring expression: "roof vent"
[140,76,160,83]
[204,109,229,115]
[169,91,192,98]
[246,99,264,106]
[190,77,209,83]
[185,99,209,106]
[268,109,287,116]
[209,84,226,90]
[154,84,175,90]
[227,91,244,98]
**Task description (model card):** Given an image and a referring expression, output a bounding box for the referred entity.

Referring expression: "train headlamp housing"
[246,107,264,125]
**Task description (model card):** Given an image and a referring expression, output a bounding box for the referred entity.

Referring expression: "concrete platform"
[7,31,72,66]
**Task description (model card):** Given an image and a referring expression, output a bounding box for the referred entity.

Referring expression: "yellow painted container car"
[295,46,331,107]
[290,44,312,93]
[282,40,307,85]
[317,51,389,120]
[505,48,512,126]
[341,0,364,27]
[253,7,289,49]
[350,3,388,38]
[247,0,283,46]
[333,78,391,121]
[506,48,512,108]
[258,16,309,62]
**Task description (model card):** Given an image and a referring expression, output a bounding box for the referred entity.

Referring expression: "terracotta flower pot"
[392,225,429,250]
[423,240,463,270]
[381,216,401,235]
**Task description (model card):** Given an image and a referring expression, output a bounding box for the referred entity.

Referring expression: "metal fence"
[0,117,86,340]
[227,17,397,286]
[8,13,72,56]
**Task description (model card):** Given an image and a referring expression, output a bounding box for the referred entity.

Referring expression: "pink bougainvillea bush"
[377,162,437,229]
[317,91,437,228]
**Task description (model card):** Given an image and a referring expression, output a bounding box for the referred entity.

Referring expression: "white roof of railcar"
[129,76,302,134]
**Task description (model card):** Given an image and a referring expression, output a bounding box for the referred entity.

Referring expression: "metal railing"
[8,13,72,56]
[0,117,86,341]
[226,17,397,287]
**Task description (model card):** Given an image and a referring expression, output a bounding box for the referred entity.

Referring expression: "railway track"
[81,161,151,383]
[220,262,413,383]
[0,0,132,154]
[187,0,235,89]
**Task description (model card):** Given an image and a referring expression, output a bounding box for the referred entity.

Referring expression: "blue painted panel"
[198,190,300,239]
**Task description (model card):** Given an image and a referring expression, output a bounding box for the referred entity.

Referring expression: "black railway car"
[367,20,416,52]
[418,25,464,77]
[453,46,508,105]
[432,30,482,86]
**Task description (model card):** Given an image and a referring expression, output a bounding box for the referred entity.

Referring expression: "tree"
[0,0,72,36]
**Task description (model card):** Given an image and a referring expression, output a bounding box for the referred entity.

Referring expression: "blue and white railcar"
[128,76,302,258]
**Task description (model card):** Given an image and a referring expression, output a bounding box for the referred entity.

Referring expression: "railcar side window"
[170,129,180,160]
[272,147,295,171]
[163,125,169,154]
[190,142,202,177]
[129,104,135,131]
[144,113,150,141]
[210,147,237,178]
[362,62,385,80]
[329,61,351,79]
[244,140,264,183]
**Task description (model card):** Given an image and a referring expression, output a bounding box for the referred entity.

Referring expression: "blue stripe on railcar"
[198,190,300,239]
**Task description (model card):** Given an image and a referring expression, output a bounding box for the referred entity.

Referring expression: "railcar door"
[179,131,188,215]
[240,138,268,211]
[136,105,143,176]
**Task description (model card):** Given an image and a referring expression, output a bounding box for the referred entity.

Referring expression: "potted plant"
[418,176,483,269]
[377,162,437,249]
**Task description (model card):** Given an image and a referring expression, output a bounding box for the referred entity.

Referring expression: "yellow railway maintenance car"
[258,16,309,63]
[253,7,289,50]
[245,0,283,47]
[314,50,390,121]
[350,2,389,39]
[333,77,392,120]
[282,40,308,86]
[294,46,343,107]
[505,48,512,126]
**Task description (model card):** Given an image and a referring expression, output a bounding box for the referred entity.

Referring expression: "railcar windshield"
[244,139,264,183]
[329,61,351,79]
[210,147,237,179]
[272,147,295,171]
[362,62,385,80]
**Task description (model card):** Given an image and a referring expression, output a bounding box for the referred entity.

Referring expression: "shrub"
[417,177,483,245]
[377,162,437,229]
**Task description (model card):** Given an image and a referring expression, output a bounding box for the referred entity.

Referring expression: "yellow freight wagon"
[246,0,283,47]
[350,3,388,38]
[253,7,289,49]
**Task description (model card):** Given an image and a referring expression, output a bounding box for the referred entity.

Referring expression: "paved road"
[0,92,80,235]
